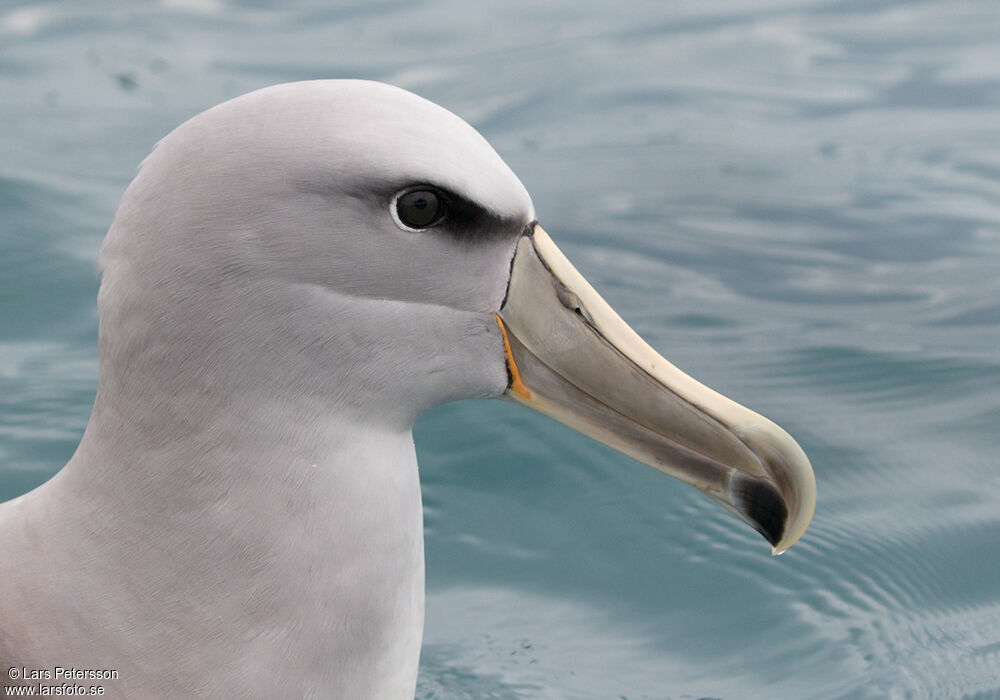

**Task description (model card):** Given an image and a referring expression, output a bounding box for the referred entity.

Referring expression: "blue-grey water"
[2,1,999,698]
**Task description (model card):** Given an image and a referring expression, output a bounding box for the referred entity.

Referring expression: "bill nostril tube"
[556,286,594,324]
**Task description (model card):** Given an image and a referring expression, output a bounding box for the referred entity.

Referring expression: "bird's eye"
[394,189,444,230]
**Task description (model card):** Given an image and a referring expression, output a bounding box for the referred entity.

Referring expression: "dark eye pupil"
[397,190,441,228]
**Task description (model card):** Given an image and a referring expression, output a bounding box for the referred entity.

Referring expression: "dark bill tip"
[730,474,788,548]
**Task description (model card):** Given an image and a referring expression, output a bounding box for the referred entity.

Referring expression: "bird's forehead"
[192,80,534,222]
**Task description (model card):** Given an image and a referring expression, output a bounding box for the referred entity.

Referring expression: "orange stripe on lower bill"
[494,314,532,400]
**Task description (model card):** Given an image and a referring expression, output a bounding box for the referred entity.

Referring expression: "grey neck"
[1,386,426,698]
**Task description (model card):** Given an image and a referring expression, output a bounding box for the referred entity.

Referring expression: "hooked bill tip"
[730,474,788,550]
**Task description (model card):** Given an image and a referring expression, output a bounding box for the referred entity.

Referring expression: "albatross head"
[97,79,814,554]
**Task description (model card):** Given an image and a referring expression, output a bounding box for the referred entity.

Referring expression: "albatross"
[0,80,815,698]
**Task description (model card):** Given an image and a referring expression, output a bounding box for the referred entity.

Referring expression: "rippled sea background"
[2,1,999,698]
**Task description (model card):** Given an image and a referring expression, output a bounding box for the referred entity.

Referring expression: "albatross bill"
[496,226,814,553]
